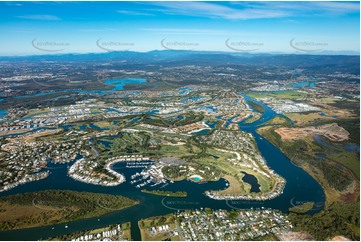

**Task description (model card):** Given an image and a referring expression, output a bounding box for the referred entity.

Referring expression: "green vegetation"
[247,90,308,100]
[288,202,314,214]
[138,214,179,241]
[284,112,324,126]
[329,99,360,116]
[265,115,292,126]
[0,190,138,231]
[257,126,358,205]
[248,100,265,113]
[290,202,360,241]
[142,112,204,128]
[141,189,187,197]
[334,118,360,144]
[243,113,261,124]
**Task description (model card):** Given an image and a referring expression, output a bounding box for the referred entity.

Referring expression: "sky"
[0,1,359,55]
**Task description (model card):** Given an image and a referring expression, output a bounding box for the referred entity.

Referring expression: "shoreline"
[68,155,150,187]
[0,171,50,193]
[205,175,286,201]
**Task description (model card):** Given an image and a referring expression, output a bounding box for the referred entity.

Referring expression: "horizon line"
[0,49,359,58]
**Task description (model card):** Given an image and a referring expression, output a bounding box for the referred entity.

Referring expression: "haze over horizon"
[0,1,359,55]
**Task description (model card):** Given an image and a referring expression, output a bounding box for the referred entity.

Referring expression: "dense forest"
[0,190,138,231]
[290,202,360,240]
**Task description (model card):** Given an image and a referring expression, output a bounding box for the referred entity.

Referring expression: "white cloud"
[147,2,290,20]
[16,15,61,21]
[145,1,359,20]
[117,10,154,16]
[5,2,22,7]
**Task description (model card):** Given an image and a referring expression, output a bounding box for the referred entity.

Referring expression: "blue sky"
[0,1,359,55]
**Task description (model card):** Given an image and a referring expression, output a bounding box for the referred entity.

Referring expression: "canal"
[0,95,325,241]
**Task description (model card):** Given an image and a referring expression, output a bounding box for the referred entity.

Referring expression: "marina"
[0,96,326,241]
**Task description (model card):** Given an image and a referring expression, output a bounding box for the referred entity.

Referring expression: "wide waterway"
[0,95,325,241]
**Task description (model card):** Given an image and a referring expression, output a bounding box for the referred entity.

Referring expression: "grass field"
[197,147,277,195]
[265,115,291,126]
[138,214,180,241]
[285,112,325,126]
[247,90,308,100]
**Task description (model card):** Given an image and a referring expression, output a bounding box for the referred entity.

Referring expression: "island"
[141,189,187,197]
[0,190,138,231]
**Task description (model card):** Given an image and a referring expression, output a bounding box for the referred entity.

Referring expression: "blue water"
[14,90,69,99]
[98,140,113,148]
[290,81,309,87]
[129,117,141,124]
[344,143,360,153]
[105,78,146,91]
[179,87,190,91]
[6,78,147,100]
[178,87,191,95]
[224,115,239,128]
[89,123,109,131]
[192,129,211,135]
[241,172,261,193]
[205,121,217,129]
[206,106,216,113]
[239,95,325,211]
[319,113,327,117]
[289,81,315,88]
[0,109,8,119]
[0,95,326,241]
[147,110,159,115]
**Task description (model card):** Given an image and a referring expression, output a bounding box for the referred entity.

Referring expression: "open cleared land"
[138,214,179,241]
[275,123,349,142]
[257,126,359,205]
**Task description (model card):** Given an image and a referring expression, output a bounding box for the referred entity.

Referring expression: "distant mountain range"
[0,50,359,70]
[0,49,359,59]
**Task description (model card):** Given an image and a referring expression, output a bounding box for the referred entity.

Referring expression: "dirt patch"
[275,123,349,142]
[330,235,351,241]
[218,174,249,195]
[340,180,360,203]
[278,231,315,241]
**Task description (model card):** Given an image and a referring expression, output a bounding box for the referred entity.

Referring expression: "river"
[0,95,325,241]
